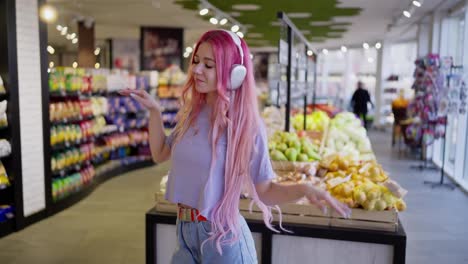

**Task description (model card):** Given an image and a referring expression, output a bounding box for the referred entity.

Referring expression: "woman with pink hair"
[120,30,350,263]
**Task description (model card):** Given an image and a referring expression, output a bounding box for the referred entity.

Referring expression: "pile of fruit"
[268,131,321,162]
[318,154,407,211]
[292,111,330,132]
[324,112,374,161]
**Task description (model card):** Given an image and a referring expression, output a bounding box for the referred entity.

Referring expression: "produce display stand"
[147,194,406,264]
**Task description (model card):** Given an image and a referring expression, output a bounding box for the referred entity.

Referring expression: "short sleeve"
[250,122,275,184]
[165,130,175,148]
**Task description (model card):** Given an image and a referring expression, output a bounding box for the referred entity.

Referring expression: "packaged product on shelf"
[0,139,12,158]
[0,161,10,189]
[0,76,5,94]
[90,97,108,116]
[0,100,8,129]
[0,205,14,222]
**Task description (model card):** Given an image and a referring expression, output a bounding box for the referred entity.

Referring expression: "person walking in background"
[351,81,374,129]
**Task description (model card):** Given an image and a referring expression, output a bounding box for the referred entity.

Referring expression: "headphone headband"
[220,29,244,65]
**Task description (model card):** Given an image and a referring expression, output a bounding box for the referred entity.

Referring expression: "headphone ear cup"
[229,65,247,90]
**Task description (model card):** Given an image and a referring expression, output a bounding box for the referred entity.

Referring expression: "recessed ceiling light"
[287,12,311,18]
[412,0,421,7]
[270,21,282,27]
[307,50,313,56]
[39,4,57,23]
[183,52,190,58]
[229,11,241,17]
[186,46,193,53]
[94,47,101,55]
[47,45,55,54]
[49,61,54,68]
[363,42,369,49]
[209,17,218,25]
[247,33,263,38]
[236,32,244,38]
[72,38,78,44]
[56,25,62,31]
[199,8,209,16]
[309,21,332,26]
[72,61,78,68]
[232,4,260,11]
[341,46,347,52]
[94,63,100,69]
[375,42,382,49]
[403,10,411,18]
[61,27,68,35]
[219,18,228,25]
[231,25,240,32]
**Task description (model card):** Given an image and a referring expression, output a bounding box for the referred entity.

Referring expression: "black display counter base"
[49,160,154,216]
[0,218,15,239]
[146,208,406,264]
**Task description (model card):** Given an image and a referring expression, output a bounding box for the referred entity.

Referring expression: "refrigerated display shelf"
[0,217,14,239]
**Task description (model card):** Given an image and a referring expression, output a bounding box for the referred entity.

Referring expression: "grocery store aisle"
[0,162,170,264]
[1,131,468,264]
[369,130,468,264]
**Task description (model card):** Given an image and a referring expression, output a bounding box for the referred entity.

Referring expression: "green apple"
[284,148,298,162]
[277,143,288,152]
[288,139,301,152]
[270,150,288,161]
[297,153,309,162]
[268,141,277,151]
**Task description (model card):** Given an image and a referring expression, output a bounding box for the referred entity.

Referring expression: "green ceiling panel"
[174,0,361,46]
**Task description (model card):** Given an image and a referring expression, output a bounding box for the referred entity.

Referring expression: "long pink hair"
[171,30,280,254]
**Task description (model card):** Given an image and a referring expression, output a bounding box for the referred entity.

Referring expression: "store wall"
[16,0,46,216]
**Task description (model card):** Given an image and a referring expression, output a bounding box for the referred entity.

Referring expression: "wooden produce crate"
[239,199,330,226]
[330,208,398,232]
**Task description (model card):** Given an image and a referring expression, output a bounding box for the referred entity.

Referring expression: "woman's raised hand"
[118,89,160,112]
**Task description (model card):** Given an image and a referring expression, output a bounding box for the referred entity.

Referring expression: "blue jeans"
[171,215,257,264]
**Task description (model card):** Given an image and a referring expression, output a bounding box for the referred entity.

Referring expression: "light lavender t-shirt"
[164,105,274,220]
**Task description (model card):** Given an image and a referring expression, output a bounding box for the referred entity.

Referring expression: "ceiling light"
[70,33,76,39]
[231,25,240,32]
[363,42,370,49]
[47,45,55,54]
[61,27,67,35]
[49,62,54,68]
[307,50,313,56]
[186,46,193,53]
[66,34,73,40]
[199,8,209,16]
[322,49,328,55]
[403,10,411,18]
[39,4,57,23]
[412,0,421,7]
[94,47,101,55]
[375,42,382,49]
[95,63,100,69]
[183,52,190,58]
[209,17,218,25]
[72,38,78,44]
[287,12,311,18]
[247,33,263,38]
[236,32,244,38]
[72,62,78,68]
[219,18,228,25]
[56,25,62,31]
[341,46,347,52]
[232,4,261,11]
[368,57,374,63]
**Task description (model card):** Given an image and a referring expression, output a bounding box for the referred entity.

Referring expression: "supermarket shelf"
[49,159,154,216]
[50,114,97,126]
[52,159,92,178]
[0,218,15,238]
[107,109,148,115]
[49,90,128,98]
[51,138,95,152]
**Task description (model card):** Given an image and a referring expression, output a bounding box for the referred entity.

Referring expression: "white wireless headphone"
[220,30,247,90]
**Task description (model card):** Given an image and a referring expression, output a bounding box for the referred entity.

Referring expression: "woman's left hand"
[303,183,352,219]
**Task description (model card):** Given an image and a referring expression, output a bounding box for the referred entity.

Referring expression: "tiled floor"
[0,130,467,263]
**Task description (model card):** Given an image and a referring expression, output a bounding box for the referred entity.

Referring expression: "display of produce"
[292,111,330,132]
[317,154,407,211]
[324,112,374,161]
[268,131,321,162]
[261,106,286,137]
